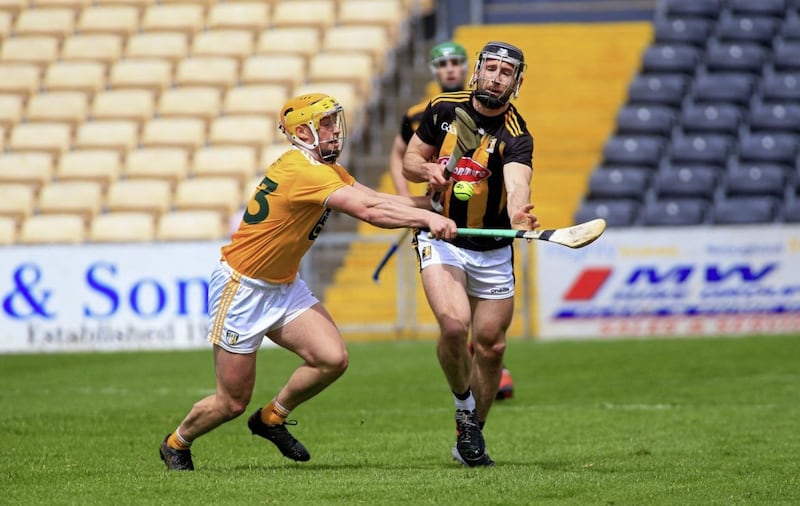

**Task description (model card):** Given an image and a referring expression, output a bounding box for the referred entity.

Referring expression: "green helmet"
[429,41,468,69]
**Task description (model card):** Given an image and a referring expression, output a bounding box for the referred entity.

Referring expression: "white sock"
[454,392,476,412]
[175,427,192,448]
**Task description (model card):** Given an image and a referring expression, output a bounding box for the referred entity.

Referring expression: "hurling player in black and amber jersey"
[403,41,538,467]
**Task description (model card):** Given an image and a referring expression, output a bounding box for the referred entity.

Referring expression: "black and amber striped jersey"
[399,98,429,144]
[415,91,534,251]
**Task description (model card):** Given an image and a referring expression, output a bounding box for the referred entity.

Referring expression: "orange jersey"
[222,147,355,283]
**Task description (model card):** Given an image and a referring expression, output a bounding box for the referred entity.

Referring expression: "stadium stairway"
[324,21,653,340]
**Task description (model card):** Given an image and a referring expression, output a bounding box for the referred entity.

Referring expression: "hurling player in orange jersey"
[159,93,457,471]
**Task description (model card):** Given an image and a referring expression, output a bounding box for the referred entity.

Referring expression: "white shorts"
[207,261,319,354]
[415,234,515,299]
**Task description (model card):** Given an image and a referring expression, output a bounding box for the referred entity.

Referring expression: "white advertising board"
[537,225,800,339]
[0,242,225,353]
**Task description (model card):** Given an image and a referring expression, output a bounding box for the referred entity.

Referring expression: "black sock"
[453,388,471,401]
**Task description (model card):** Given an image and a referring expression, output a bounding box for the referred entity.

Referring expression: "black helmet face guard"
[470,42,527,109]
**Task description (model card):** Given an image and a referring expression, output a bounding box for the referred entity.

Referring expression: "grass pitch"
[1,334,799,505]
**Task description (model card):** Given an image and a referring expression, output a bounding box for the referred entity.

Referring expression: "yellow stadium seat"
[338,0,407,44]
[240,55,305,90]
[124,147,189,186]
[13,8,75,39]
[30,0,92,9]
[91,89,155,125]
[140,117,205,150]
[272,0,335,34]
[141,4,204,36]
[208,116,274,150]
[43,61,105,95]
[8,122,71,155]
[74,120,138,153]
[61,34,124,66]
[0,11,12,39]
[89,211,155,242]
[25,91,88,126]
[0,36,60,68]
[0,183,36,223]
[308,52,374,98]
[0,152,54,189]
[157,209,224,241]
[174,176,240,215]
[76,6,140,37]
[0,93,24,129]
[37,180,104,221]
[192,145,257,186]
[191,29,254,62]
[0,0,28,18]
[256,27,320,60]
[56,149,121,187]
[19,213,86,244]
[241,174,261,205]
[93,0,155,6]
[174,57,238,90]
[106,178,172,215]
[0,63,40,96]
[207,2,270,34]
[157,86,221,123]
[260,142,291,168]
[108,59,173,93]
[223,84,287,117]
[323,26,390,70]
[125,32,189,64]
[0,215,17,245]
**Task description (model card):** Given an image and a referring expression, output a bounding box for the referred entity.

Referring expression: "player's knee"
[473,338,506,362]
[320,348,349,378]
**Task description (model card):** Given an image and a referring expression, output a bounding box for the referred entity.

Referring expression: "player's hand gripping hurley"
[430,107,483,212]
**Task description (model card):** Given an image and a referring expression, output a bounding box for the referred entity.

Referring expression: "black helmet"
[470,41,527,108]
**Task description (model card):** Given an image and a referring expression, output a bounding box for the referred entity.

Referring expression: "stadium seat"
[191,30,255,63]
[33,0,92,9]
[74,120,138,153]
[37,180,104,222]
[208,116,275,150]
[13,7,75,39]
[710,196,780,224]
[91,89,156,125]
[737,132,798,166]
[124,147,190,186]
[25,91,89,126]
[338,0,407,45]
[140,118,206,150]
[626,73,689,108]
[157,87,221,123]
[574,199,640,227]
[240,55,307,91]
[0,63,40,96]
[256,27,321,60]
[192,146,257,186]
[108,59,173,94]
[760,72,800,102]
[61,34,124,66]
[141,4,204,35]
[747,102,800,134]
[615,105,676,137]
[729,0,787,18]
[586,167,651,201]
[106,178,172,216]
[43,61,106,95]
[669,133,733,168]
[174,57,238,90]
[271,0,336,34]
[322,26,390,71]
[781,14,800,41]
[0,152,54,189]
[0,94,24,130]
[174,177,241,215]
[652,164,719,199]
[19,214,86,244]
[56,149,121,187]
[601,135,665,168]
[157,210,225,241]
[662,0,721,19]
[715,14,780,47]
[0,216,16,245]
[771,39,800,72]
[223,85,287,118]
[89,212,155,243]
[704,41,767,75]
[783,199,800,222]
[76,6,140,37]
[680,102,742,136]
[125,32,190,64]
[261,142,291,168]
[206,2,270,34]
[0,11,11,40]
[308,52,374,98]
[690,72,755,106]
[8,122,72,156]
[641,43,700,75]
[640,198,709,226]
[653,17,713,47]
[0,36,60,68]
[724,163,787,198]
[0,183,36,223]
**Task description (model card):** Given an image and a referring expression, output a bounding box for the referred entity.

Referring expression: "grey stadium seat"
[710,196,781,224]
[772,39,800,72]
[602,135,665,168]
[737,132,798,166]
[715,14,780,47]
[669,133,733,167]
[783,200,800,222]
[760,72,800,102]
[747,102,800,134]
[641,198,709,226]
[780,15,800,41]
[615,104,676,137]
[654,17,713,47]
[652,164,719,200]
[691,72,755,106]
[587,167,651,201]
[729,0,788,18]
[724,163,787,198]
[641,44,701,75]
[704,41,767,75]
[574,199,640,227]
[627,73,689,107]
[680,102,742,136]
[663,0,722,19]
